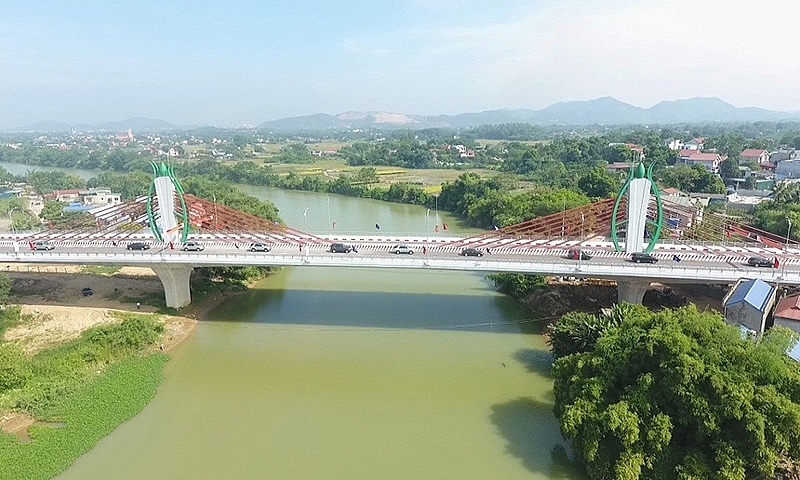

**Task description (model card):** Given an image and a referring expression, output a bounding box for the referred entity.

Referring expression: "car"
[127,242,150,251]
[393,245,414,255]
[329,242,353,253]
[461,247,483,257]
[747,256,774,268]
[32,240,55,251]
[249,242,272,252]
[81,287,93,297]
[631,252,658,264]
[566,248,592,260]
[182,241,205,252]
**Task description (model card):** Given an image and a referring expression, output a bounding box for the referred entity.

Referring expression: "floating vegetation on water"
[0,312,168,479]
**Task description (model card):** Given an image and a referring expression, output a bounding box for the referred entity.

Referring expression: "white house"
[679,150,724,174]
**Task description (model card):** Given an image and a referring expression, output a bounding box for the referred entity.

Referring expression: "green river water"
[40,184,585,479]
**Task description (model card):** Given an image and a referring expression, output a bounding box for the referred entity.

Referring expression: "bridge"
[3,161,797,308]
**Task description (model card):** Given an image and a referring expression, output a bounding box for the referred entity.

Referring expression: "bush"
[0,344,28,392]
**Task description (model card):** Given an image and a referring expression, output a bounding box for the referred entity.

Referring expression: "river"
[0,166,584,479]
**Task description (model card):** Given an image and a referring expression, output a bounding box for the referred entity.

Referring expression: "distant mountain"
[258,111,427,130]
[644,97,788,123]
[529,96,647,124]
[11,97,800,133]
[13,120,90,132]
[259,97,798,130]
[12,117,180,133]
[91,117,179,132]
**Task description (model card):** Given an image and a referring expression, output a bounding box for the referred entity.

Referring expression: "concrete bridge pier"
[617,279,651,304]
[152,265,193,308]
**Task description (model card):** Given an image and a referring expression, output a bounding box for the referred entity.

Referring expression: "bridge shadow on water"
[203,287,548,334]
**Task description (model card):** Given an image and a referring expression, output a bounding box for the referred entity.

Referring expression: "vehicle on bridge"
[127,242,150,251]
[248,242,271,252]
[393,245,414,255]
[461,247,484,257]
[182,241,205,252]
[631,252,658,264]
[747,256,775,268]
[567,248,592,260]
[329,243,353,254]
[32,241,55,251]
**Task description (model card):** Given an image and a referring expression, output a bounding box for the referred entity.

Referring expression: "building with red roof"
[739,148,769,165]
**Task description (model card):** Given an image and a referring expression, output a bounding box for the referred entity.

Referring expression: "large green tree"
[552,304,800,480]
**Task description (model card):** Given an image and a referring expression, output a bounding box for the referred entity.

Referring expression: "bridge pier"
[152,265,193,308]
[617,279,651,304]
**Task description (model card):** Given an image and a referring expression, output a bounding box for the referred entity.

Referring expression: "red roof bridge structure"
[4,194,799,308]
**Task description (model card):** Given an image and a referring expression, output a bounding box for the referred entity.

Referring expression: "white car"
[393,245,414,255]
[32,241,55,251]
[182,241,205,252]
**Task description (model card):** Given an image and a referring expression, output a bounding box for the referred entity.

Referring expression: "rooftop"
[724,278,775,313]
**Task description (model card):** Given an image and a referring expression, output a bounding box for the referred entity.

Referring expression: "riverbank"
[0,264,235,465]
[516,278,724,321]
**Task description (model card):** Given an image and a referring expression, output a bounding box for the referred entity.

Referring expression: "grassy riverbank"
[0,313,168,479]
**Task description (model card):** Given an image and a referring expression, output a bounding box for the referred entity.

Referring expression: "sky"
[1,0,798,129]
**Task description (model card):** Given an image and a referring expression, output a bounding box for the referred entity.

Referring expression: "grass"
[0,312,168,479]
[79,265,121,275]
[0,306,22,337]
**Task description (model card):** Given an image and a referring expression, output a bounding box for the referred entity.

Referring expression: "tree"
[0,272,11,305]
[354,167,379,185]
[552,304,800,480]
[25,171,86,195]
[578,167,619,198]
[657,164,725,194]
[719,158,740,181]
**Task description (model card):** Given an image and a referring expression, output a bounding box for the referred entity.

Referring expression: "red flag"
[443,223,448,230]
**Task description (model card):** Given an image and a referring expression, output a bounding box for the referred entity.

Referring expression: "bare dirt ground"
[0,264,203,438]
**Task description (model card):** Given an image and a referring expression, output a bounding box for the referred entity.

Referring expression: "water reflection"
[490,397,587,479]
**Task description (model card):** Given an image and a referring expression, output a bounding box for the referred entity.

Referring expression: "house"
[722,278,777,334]
[739,148,770,165]
[115,129,134,142]
[682,137,705,151]
[44,189,81,203]
[678,150,725,174]
[79,188,121,207]
[665,138,684,151]
[771,293,800,361]
[775,159,800,180]
[606,162,633,175]
[770,148,796,164]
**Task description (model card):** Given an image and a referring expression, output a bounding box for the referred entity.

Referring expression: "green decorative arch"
[147,161,190,242]
[610,160,664,253]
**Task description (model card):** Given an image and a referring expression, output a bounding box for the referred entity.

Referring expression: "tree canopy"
[552,304,800,480]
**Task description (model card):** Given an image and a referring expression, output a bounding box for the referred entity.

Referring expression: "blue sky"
[1,0,797,129]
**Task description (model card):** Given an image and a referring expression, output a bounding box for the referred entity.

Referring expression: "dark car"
[32,240,55,251]
[567,248,592,260]
[249,242,272,252]
[127,242,150,251]
[329,243,353,253]
[747,256,774,268]
[182,241,205,252]
[461,247,483,257]
[82,287,93,297]
[631,252,658,264]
